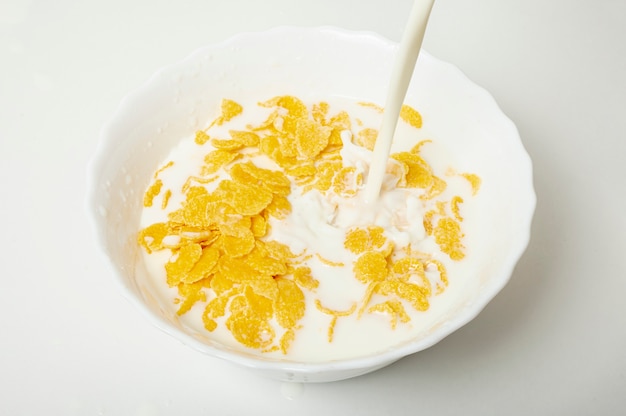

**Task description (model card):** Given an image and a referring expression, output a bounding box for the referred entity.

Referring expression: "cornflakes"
[138,95,481,355]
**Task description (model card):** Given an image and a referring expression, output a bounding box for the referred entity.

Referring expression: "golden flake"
[143,179,162,207]
[295,118,332,159]
[354,251,389,283]
[165,243,203,287]
[368,300,411,329]
[195,130,211,145]
[434,217,465,261]
[354,128,378,151]
[451,196,464,221]
[399,104,422,128]
[461,172,482,195]
[201,149,239,176]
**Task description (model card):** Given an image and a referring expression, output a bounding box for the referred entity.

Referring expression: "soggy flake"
[344,226,387,254]
[217,232,255,258]
[314,300,356,342]
[275,279,305,329]
[312,102,329,125]
[165,243,203,287]
[138,222,170,253]
[264,194,292,219]
[357,101,384,112]
[250,214,268,237]
[161,189,172,210]
[461,173,482,195]
[391,152,433,189]
[175,279,209,315]
[295,118,332,159]
[399,104,422,128]
[434,217,465,261]
[332,166,361,196]
[451,196,464,221]
[201,149,239,176]
[230,161,291,196]
[293,266,319,290]
[143,179,163,207]
[182,246,220,284]
[216,179,273,216]
[354,128,378,151]
[410,139,432,154]
[421,176,447,200]
[215,99,243,126]
[279,329,296,355]
[354,251,389,283]
[368,300,411,329]
[229,130,260,147]
[195,130,211,145]
[210,138,244,151]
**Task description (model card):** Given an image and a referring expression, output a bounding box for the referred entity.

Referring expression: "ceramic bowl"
[87,27,535,383]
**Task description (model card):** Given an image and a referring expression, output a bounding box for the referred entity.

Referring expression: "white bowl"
[87,27,535,383]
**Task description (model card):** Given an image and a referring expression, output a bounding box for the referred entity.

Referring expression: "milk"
[138,96,482,362]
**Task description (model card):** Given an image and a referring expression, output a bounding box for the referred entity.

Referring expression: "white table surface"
[2,0,625,414]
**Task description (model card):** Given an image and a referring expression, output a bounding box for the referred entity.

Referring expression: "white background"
[1,0,625,414]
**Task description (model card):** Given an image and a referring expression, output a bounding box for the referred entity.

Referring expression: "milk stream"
[364,0,436,203]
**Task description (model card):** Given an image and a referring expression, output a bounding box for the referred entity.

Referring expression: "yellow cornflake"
[368,300,411,329]
[153,161,174,178]
[399,104,422,128]
[161,189,172,210]
[215,179,273,216]
[210,138,245,151]
[421,176,447,200]
[314,300,357,342]
[451,196,464,221]
[143,179,163,207]
[315,253,345,267]
[175,279,209,315]
[391,152,433,189]
[434,217,465,261]
[226,289,275,350]
[201,149,239,176]
[138,222,169,254]
[181,175,219,193]
[354,128,378,151]
[312,101,330,125]
[230,161,291,196]
[293,266,319,290]
[265,194,292,219]
[275,279,305,329]
[195,130,211,145]
[461,173,482,195]
[182,246,220,284]
[354,251,389,283]
[165,243,203,287]
[295,118,332,159]
[214,98,243,126]
[357,101,384,112]
[229,130,260,147]
[344,226,387,254]
[332,166,361,196]
[410,139,432,154]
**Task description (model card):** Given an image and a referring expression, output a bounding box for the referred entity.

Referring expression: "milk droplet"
[125,174,132,185]
[280,382,304,400]
[147,141,153,148]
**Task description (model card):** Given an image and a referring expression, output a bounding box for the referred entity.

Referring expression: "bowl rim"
[87,25,536,377]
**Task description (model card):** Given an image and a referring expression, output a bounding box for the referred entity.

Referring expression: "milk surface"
[138,96,482,362]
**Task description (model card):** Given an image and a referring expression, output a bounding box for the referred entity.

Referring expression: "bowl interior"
[88,27,535,382]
